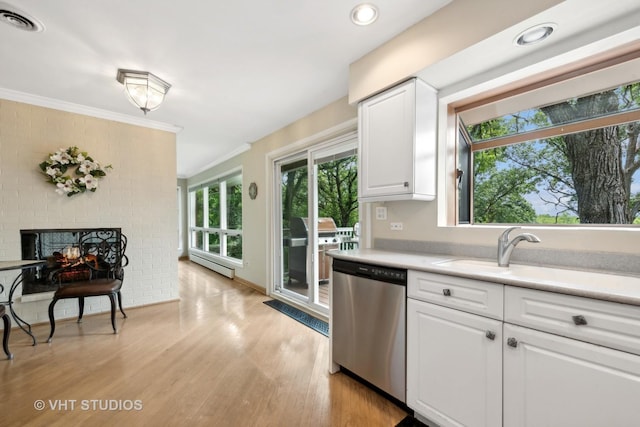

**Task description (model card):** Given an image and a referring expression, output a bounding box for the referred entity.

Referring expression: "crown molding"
[0,88,183,134]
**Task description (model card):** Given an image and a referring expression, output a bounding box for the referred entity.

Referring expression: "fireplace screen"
[20,228,122,295]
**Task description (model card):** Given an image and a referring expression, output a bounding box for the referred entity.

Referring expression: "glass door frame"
[271,133,358,317]
[274,152,311,305]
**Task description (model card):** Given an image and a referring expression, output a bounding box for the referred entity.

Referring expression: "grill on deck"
[288,217,340,285]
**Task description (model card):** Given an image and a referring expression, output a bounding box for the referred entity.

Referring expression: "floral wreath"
[39,146,112,196]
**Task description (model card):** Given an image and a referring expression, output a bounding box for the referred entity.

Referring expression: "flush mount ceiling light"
[116,69,171,115]
[515,23,556,46]
[0,2,45,32]
[351,3,378,26]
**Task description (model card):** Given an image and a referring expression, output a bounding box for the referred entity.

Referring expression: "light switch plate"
[375,206,387,220]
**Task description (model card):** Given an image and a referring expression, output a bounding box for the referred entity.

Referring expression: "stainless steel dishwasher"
[332,258,407,403]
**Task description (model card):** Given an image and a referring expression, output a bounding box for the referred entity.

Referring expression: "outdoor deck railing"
[336,227,359,251]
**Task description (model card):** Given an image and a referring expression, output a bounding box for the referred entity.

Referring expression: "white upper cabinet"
[358,78,437,202]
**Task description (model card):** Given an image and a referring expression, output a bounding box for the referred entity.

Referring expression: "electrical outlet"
[390,222,403,231]
[375,206,387,220]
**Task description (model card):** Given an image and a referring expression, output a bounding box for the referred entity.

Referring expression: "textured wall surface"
[0,99,179,327]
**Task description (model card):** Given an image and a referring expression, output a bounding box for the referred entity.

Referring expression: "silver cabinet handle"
[442,288,451,297]
[572,315,588,326]
[486,331,496,341]
[507,337,518,348]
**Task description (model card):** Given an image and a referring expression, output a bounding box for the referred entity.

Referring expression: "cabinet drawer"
[408,271,503,320]
[505,286,640,356]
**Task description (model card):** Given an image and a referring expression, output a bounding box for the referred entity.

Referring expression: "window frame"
[452,49,640,227]
[188,168,243,263]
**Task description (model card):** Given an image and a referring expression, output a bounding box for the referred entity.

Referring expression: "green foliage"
[226,235,243,259]
[473,149,538,223]
[466,81,640,224]
[281,166,308,230]
[535,214,579,224]
[317,156,358,227]
[226,182,242,230]
[208,187,220,228]
[279,154,358,236]
[195,189,204,227]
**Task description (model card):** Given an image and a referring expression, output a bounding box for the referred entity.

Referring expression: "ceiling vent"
[0,2,44,32]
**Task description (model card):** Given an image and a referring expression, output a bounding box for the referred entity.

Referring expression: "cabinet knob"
[572,315,588,326]
[442,288,451,297]
[507,337,518,348]
[486,331,496,341]
[403,181,409,188]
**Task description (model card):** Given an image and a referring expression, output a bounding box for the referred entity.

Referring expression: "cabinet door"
[359,80,415,198]
[407,299,502,427]
[504,323,640,427]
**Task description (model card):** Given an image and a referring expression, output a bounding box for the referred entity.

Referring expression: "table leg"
[4,274,38,346]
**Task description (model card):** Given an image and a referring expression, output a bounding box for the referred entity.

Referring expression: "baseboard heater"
[190,253,235,279]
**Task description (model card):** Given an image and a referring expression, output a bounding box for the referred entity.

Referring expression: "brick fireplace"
[20,228,122,295]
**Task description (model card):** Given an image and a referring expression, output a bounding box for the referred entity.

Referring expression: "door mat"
[263,299,328,337]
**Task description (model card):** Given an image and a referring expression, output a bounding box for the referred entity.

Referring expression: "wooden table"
[1,260,48,345]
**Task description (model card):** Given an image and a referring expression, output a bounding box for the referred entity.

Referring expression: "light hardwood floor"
[2,260,408,426]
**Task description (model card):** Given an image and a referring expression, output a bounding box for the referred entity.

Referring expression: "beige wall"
[0,99,178,325]
[186,97,356,289]
[348,0,563,103]
[370,200,639,255]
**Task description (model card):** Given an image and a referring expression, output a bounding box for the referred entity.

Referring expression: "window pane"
[188,173,243,261]
[227,234,242,259]
[462,75,640,225]
[281,160,308,293]
[316,154,358,227]
[208,187,220,228]
[226,175,242,230]
[472,122,640,224]
[458,127,471,224]
[192,230,203,250]
[195,189,204,227]
[281,164,308,231]
[208,232,220,254]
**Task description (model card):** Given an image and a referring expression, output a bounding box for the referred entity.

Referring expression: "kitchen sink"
[433,258,506,272]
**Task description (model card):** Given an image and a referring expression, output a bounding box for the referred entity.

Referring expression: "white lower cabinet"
[407,298,503,427]
[408,272,640,427]
[503,322,640,427]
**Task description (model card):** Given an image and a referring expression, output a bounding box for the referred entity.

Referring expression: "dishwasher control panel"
[333,258,407,285]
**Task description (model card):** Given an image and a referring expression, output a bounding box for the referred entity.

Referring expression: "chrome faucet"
[497,227,541,267]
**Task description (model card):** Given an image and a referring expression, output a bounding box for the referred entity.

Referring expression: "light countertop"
[329,249,640,306]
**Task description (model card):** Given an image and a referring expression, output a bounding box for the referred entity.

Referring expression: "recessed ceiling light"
[515,23,556,46]
[351,3,378,26]
[0,2,44,32]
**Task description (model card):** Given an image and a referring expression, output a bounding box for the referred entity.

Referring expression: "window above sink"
[454,50,640,227]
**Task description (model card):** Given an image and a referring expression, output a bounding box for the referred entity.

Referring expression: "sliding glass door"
[274,136,358,316]
[278,156,310,299]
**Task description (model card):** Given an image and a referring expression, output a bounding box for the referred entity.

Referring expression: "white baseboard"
[190,254,235,279]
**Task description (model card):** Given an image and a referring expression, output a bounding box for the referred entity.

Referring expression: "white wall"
[0,99,179,327]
